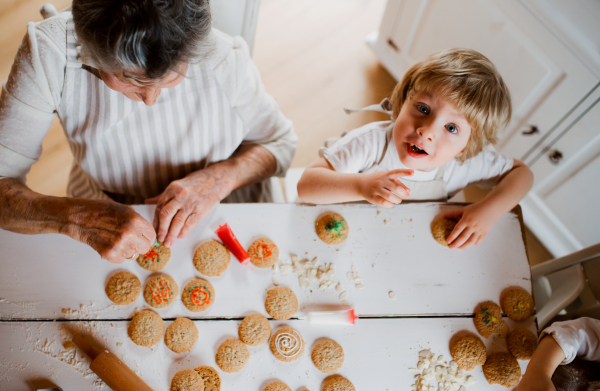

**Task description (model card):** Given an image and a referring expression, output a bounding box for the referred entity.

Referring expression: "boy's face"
[393,90,471,171]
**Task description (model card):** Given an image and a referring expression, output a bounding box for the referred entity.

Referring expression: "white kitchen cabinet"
[520,84,600,256]
[368,0,600,255]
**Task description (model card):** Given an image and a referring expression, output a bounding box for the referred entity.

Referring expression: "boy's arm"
[445,159,533,249]
[297,158,412,207]
[516,335,565,391]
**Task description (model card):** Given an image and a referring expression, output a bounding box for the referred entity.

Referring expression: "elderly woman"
[0,0,296,262]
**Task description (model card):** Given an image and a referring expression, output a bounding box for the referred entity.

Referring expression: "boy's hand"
[444,202,501,249]
[359,169,413,208]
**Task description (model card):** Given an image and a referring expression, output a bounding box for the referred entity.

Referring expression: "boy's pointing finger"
[388,169,414,177]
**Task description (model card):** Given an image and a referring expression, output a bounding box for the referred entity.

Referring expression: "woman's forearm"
[192,144,278,201]
[0,178,155,262]
[0,178,74,235]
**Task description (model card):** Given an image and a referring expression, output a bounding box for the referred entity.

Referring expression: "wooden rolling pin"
[73,333,153,391]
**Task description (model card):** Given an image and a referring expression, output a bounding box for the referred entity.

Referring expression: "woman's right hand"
[66,199,156,263]
[358,169,413,208]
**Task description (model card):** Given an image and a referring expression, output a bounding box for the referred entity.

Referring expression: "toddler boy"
[297,48,533,249]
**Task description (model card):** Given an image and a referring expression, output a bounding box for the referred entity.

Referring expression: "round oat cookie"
[322,376,356,391]
[128,309,164,347]
[311,339,345,373]
[264,381,291,391]
[144,274,178,309]
[501,288,535,321]
[239,313,271,346]
[248,237,279,268]
[165,318,199,353]
[507,328,537,360]
[170,368,205,391]
[270,327,305,362]
[473,301,509,338]
[450,334,487,371]
[182,279,215,313]
[194,366,221,391]
[137,240,171,271]
[265,287,298,320]
[431,216,458,247]
[315,213,349,245]
[215,338,249,373]
[483,352,521,387]
[193,241,230,277]
[105,271,141,305]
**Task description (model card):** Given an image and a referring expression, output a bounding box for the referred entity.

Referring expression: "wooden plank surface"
[0,203,531,320]
[0,317,536,391]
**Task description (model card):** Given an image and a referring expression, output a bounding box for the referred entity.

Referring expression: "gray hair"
[72,0,214,80]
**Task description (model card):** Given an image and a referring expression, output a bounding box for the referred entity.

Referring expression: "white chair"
[532,242,600,329]
[211,0,261,54]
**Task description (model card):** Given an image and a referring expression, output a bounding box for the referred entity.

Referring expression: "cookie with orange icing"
[137,240,171,271]
[248,237,279,268]
[182,278,215,312]
[144,274,178,309]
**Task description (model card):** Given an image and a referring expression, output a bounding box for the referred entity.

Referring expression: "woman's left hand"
[443,202,501,249]
[145,170,228,247]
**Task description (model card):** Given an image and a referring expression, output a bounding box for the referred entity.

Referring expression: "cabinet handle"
[548,150,563,164]
[522,125,539,135]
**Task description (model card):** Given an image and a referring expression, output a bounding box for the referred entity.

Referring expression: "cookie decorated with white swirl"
[269,327,305,362]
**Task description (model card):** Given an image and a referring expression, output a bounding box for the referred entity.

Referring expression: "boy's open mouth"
[408,143,428,155]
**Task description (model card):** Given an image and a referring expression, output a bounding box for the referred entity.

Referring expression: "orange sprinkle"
[252,241,276,259]
[190,285,211,307]
[150,279,173,304]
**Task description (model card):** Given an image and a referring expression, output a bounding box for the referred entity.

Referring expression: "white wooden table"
[0,203,535,390]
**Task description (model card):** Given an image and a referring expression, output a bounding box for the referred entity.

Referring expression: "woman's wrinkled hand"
[145,171,224,247]
[68,199,156,263]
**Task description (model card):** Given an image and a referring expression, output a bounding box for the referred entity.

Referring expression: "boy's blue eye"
[445,124,458,134]
[417,104,429,114]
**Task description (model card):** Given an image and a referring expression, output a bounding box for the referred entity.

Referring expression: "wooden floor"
[0,0,552,265]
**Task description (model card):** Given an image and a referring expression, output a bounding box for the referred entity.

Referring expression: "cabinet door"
[369,0,598,160]
[521,86,600,256]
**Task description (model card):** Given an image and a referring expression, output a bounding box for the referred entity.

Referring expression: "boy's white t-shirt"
[319,121,514,198]
[542,318,600,364]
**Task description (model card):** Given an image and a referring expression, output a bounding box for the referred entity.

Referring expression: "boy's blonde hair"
[390,48,511,162]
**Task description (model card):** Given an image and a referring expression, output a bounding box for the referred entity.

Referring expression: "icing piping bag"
[215,223,252,269]
[297,309,359,325]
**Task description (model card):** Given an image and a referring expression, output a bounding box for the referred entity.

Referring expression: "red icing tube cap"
[349,309,359,325]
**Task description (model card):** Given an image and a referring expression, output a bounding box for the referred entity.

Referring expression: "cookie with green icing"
[501,287,534,321]
[316,213,349,245]
[473,301,509,338]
